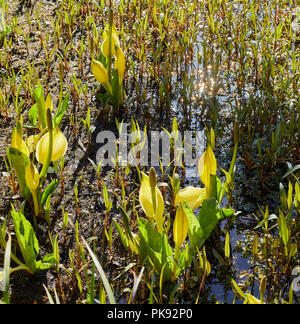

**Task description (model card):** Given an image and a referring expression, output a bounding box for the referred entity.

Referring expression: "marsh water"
[157,6,294,302]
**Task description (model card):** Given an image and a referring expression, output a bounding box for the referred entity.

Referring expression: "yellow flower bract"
[115,47,126,80]
[11,128,29,157]
[101,30,120,58]
[173,204,188,247]
[25,163,40,191]
[139,172,165,233]
[198,145,217,195]
[175,186,206,211]
[91,60,112,94]
[36,128,68,165]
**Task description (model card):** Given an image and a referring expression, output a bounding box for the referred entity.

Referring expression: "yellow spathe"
[101,30,120,58]
[173,204,188,246]
[115,47,126,80]
[36,128,67,165]
[45,93,53,114]
[198,145,217,194]
[25,163,40,191]
[26,134,41,155]
[139,172,164,233]
[91,60,112,94]
[11,128,29,157]
[175,186,206,211]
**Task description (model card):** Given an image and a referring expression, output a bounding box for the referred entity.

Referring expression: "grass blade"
[3,234,11,304]
[82,237,116,304]
[43,284,55,304]
[129,266,144,304]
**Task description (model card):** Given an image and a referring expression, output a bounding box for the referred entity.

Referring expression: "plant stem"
[32,189,40,218]
[40,110,53,181]
[108,9,113,82]
[0,237,31,272]
[9,264,33,275]
[229,140,238,177]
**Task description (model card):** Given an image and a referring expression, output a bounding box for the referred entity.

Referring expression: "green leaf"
[113,263,136,282]
[182,202,201,251]
[287,182,293,210]
[216,176,222,200]
[138,219,162,253]
[33,85,46,129]
[36,254,56,271]
[41,180,59,208]
[103,183,112,211]
[208,174,217,199]
[88,158,99,173]
[225,231,230,259]
[137,219,163,275]
[112,220,129,250]
[197,198,218,247]
[118,205,136,243]
[219,207,235,220]
[280,183,287,210]
[87,250,96,304]
[289,243,298,260]
[96,92,110,105]
[11,211,39,273]
[53,235,60,266]
[111,70,122,106]
[7,148,31,199]
[97,52,107,66]
[161,233,173,281]
[231,278,246,300]
[254,207,277,230]
[278,210,289,249]
[282,164,300,179]
[54,95,69,128]
[29,104,38,126]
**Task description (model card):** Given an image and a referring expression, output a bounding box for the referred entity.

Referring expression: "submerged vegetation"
[0,0,299,304]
